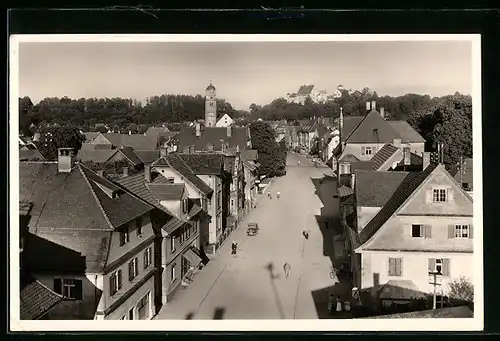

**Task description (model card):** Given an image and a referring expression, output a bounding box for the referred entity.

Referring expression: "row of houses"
[330,102,474,314]
[19,123,262,320]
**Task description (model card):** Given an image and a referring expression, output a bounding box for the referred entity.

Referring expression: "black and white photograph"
[10,34,482,331]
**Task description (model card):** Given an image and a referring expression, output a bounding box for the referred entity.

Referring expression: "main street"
[155,152,350,320]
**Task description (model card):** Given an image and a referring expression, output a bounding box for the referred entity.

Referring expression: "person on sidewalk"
[231,241,237,255]
[277,191,281,199]
[302,229,309,240]
[298,160,300,166]
[335,296,343,314]
[283,262,291,278]
[268,192,272,199]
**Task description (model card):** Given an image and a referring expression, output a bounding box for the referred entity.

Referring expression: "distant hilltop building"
[286,84,342,104]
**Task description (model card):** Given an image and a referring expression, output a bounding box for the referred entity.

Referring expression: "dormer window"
[433,188,447,202]
[120,227,130,246]
[361,146,373,156]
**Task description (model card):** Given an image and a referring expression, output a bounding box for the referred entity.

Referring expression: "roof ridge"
[78,164,116,231]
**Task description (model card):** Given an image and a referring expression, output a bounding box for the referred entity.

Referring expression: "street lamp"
[336,84,345,183]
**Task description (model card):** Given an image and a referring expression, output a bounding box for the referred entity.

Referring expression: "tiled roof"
[146,183,185,201]
[19,149,46,161]
[355,170,408,208]
[340,117,364,142]
[77,149,117,163]
[345,110,401,144]
[82,132,101,143]
[338,185,354,198]
[395,152,423,170]
[19,162,112,230]
[297,85,315,95]
[20,272,64,320]
[388,121,426,143]
[242,158,257,171]
[119,147,143,166]
[350,161,374,172]
[102,133,158,151]
[339,154,360,163]
[177,153,224,175]
[241,149,258,161]
[176,126,250,152]
[24,230,111,273]
[370,144,400,171]
[146,126,170,135]
[359,163,438,244]
[135,150,161,164]
[152,155,214,196]
[115,172,183,232]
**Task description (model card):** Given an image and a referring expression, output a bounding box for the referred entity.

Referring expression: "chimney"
[196,123,201,137]
[371,101,376,111]
[57,148,75,173]
[144,164,152,183]
[403,147,411,166]
[423,152,431,170]
[122,167,129,178]
[226,125,232,138]
[380,107,385,119]
[366,101,371,111]
[97,169,105,177]
[393,138,401,148]
[160,147,167,158]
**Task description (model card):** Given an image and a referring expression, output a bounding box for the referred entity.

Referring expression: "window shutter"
[117,270,122,288]
[442,258,451,276]
[53,278,62,294]
[74,279,83,300]
[144,250,148,269]
[388,258,395,276]
[428,258,435,272]
[425,189,432,203]
[448,189,454,202]
[425,225,432,239]
[469,224,474,239]
[448,225,455,239]
[361,146,365,155]
[109,275,114,294]
[397,258,403,276]
[129,262,133,281]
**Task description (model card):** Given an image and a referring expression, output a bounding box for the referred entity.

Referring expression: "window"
[144,247,152,269]
[136,217,143,236]
[109,269,123,296]
[209,102,214,107]
[182,199,189,214]
[181,255,190,278]
[121,315,126,320]
[432,188,447,202]
[128,257,139,281]
[412,224,432,238]
[166,177,174,184]
[388,258,403,276]
[54,278,83,300]
[120,227,130,246]
[428,258,450,276]
[455,225,469,238]
[202,198,208,211]
[170,236,176,253]
[362,146,373,156]
[137,292,150,320]
[171,263,177,282]
[129,308,134,320]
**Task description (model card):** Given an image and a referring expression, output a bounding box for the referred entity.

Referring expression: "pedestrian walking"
[277,191,281,199]
[283,262,291,278]
[231,241,237,255]
[298,160,301,166]
[302,229,309,240]
[268,192,272,199]
[335,296,343,314]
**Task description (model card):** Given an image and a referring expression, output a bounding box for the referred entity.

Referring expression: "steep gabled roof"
[388,121,426,143]
[20,272,64,320]
[77,149,117,163]
[177,126,250,152]
[340,116,364,142]
[135,150,161,164]
[82,132,100,143]
[152,154,214,196]
[355,170,408,208]
[369,144,401,171]
[146,183,185,201]
[102,133,158,151]
[20,149,46,161]
[359,163,438,244]
[177,153,225,175]
[345,110,401,144]
[119,147,143,166]
[145,126,170,136]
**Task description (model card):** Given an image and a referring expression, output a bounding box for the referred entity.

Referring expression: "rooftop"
[355,170,408,207]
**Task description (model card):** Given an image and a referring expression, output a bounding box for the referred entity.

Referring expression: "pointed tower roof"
[206,82,216,91]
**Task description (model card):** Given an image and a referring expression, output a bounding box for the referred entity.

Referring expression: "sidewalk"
[155,177,277,319]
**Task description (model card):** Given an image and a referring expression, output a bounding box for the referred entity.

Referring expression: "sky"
[18,40,472,110]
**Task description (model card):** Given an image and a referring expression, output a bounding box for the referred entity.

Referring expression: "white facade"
[216,114,234,127]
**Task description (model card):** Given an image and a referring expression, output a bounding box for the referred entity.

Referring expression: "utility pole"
[429,270,442,310]
[460,155,464,186]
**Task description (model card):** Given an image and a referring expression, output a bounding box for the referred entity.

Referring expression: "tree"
[19,96,34,136]
[447,276,473,306]
[249,121,286,177]
[310,136,320,156]
[37,126,85,161]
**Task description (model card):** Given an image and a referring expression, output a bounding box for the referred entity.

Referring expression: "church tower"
[205,81,217,127]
